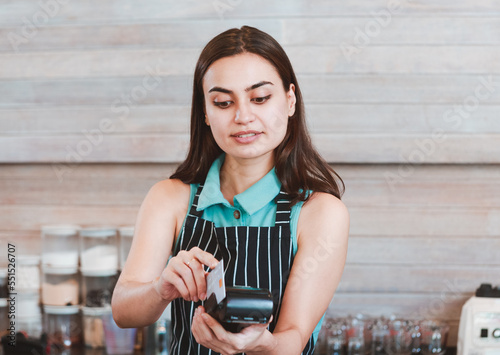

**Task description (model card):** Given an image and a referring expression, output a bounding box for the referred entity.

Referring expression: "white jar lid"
[17,290,40,298]
[18,255,41,266]
[44,304,80,315]
[42,266,79,275]
[0,298,7,307]
[81,306,112,316]
[80,227,117,238]
[17,313,42,320]
[118,226,134,237]
[81,269,117,277]
[42,225,80,235]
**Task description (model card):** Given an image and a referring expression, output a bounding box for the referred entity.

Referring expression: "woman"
[112,25,349,355]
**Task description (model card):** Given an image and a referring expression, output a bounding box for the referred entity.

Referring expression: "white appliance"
[457,284,500,355]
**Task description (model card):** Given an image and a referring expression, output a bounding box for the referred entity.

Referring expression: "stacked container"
[79,227,119,350]
[0,268,9,334]
[17,254,43,338]
[118,226,134,271]
[43,305,82,351]
[42,267,79,306]
[80,227,118,307]
[41,225,82,351]
[42,225,80,268]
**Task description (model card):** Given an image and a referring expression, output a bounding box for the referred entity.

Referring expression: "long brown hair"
[171,26,344,204]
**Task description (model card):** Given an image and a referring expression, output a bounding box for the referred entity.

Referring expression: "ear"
[202,96,209,125]
[287,83,296,117]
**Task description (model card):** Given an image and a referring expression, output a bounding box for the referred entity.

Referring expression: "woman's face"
[203,52,296,161]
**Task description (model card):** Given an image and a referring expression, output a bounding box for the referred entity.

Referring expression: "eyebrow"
[208,81,274,94]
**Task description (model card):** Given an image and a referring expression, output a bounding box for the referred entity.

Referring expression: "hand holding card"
[204,260,274,333]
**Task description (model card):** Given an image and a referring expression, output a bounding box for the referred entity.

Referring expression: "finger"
[156,266,190,300]
[201,310,233,342]
[187,258,208,300]
[192,307,215,342]
[196,306,234,354]
[163,271,190,301]
[237,315,273,337]
[192,308,229,353]
[177,250,196,269]
[172,260,199,302]
[189,247,219,269]
[176,249,190,263]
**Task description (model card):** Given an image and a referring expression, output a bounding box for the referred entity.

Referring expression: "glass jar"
[82,306,108,349]
[42,225,80,268]
[420,320,449,355]
[102,309,137,355]
[81,269,118,307]
[0,268,8,298]
[17,291,40,318]
[0,298,8,334]
[43,305,82,350]
[17,313,43,339]
[118,226,134,270]
[17,255,40,292]
[80,227,118,272]
[384,319,414,355]
[327,317,348,355]
[42,266,79,306]
[346,314,373,355]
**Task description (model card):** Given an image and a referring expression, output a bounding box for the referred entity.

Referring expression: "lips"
[231,130,262,144]
[235,133,256,138]
[231,130,261,138]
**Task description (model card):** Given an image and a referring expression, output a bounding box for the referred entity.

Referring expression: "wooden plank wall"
[1,0,500,347]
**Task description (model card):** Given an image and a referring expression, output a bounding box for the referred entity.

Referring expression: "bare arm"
[191,192,349,354]
[111,179,218,328]
[256,192,349,354]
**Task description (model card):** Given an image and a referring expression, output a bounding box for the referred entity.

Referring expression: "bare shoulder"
[300,192,349,223]
[139,178,191,235]
[297,192,349,244]
[147,178,191,205]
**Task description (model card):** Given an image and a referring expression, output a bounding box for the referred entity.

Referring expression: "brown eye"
[214,101,232,109]
[252,95,271,104]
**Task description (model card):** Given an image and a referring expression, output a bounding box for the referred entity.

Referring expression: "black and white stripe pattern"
[170,185,316,355]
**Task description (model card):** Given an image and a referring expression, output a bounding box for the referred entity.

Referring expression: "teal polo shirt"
[177,153,324,343]
[193,153,303,255]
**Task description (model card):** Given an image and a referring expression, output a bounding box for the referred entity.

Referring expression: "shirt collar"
[197,154,282,215]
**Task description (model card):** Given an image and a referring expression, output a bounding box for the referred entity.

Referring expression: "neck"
[220,153,274,205]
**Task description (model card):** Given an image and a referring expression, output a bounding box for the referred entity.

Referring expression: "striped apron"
[170,184,316,355]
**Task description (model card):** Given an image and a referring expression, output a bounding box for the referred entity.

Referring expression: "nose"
[234,101,254,124]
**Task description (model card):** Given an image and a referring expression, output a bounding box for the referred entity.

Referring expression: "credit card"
[206,259,225,304]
